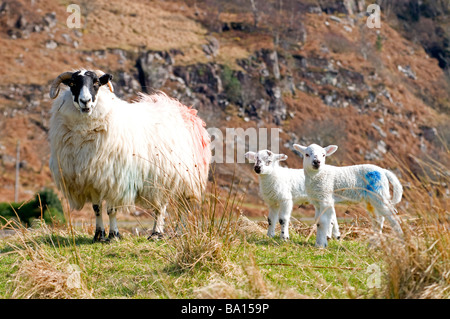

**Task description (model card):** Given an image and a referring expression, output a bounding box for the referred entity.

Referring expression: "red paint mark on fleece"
[139,93,211,174]
[178,103,211,174]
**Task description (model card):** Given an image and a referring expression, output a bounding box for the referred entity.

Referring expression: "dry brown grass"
[194,252,307,299]
[374,152,450,299]
[159,174,243,273]
[5,221,92,298]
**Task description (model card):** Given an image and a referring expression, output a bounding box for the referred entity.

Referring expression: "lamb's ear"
[245,151,257,163]
[293,144,307,155]
[275,154,288,161]
[324,145,338,156]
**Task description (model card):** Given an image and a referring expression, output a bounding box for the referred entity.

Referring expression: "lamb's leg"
[279,200,293,241]
[373,202,402,235]
[315,203,333,248]
[267,205,279,238]
[148,204,167,240]
[93,204,107,242]
[107,207,121,240]
[383,211,403,235]
[373,215,385,234]
[330,209,341,240]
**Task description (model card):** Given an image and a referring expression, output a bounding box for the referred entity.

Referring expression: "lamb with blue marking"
[245,150,309,240]
[293,143,403,248]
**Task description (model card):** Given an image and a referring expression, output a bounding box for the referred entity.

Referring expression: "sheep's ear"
[275,154,288,161]
[293,144,307,155]
[324,145,338,156]
[99,73,113,86]
[99,74,114,93]
[245,152,257,163]
[61,78,72,86]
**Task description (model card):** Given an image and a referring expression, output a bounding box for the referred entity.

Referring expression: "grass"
[0,221,377,299]
[0,153,448,299]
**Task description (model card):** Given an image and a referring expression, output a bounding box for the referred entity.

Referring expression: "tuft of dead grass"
[159,171,243,273]
[236,214,267,238]
[5,221,92,299]
[375,153,450,299]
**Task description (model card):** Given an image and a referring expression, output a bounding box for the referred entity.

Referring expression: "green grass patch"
[0,221,381,299]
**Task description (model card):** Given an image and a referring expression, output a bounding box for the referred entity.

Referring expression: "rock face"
[0,0,448,208]
[136,51,174,93]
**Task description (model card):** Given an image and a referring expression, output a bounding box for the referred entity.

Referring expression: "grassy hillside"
[0,0,448,300]
[0,0,448,211]
[1,157,448,299]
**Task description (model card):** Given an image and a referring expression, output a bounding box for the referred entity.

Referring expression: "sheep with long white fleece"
[293,143,403,247]
[48,69,211,242]
[245,150,312,240]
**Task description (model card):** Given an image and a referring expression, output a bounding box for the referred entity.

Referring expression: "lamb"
[48,69,211,242]
[244,150,311,240]
[293,143,403,247]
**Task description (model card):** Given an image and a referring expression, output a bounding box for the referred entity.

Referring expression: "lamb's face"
[61,70,113,115]
[245,150,288,175]
[293,144,338,171]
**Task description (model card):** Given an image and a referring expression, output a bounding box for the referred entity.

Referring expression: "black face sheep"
[49,69,211,242]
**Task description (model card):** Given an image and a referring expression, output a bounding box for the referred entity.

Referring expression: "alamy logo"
[366,4,381,29]
[366,263,381,288]
[208,127,280,164]
[66,264,82,289]
[66,4,81,29]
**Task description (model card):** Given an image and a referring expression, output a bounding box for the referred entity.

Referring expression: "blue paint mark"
[365,171,382,193]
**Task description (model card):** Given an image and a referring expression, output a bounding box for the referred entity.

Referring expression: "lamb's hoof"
[108,231,122,241]
[315,240,328,248]
[147,231,164,240]
[93,229,109,243]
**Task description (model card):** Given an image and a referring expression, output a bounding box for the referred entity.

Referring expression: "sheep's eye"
[69,82,74,87]
[323,154,326,157]
[305,154,310,157]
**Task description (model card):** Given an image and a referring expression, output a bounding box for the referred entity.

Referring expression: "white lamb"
[48,69,211,242]
[244,150,311,240]
[293,143,403,247]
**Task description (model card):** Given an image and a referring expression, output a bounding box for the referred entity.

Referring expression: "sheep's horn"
[94,69,114,93]
[49,71,73,99]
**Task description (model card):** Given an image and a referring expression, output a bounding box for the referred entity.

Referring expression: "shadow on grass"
[37,234,95,247]
[245,235,318,248]
[0,232,97,254]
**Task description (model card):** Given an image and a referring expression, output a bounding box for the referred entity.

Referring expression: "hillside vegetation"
[0,0,448,299]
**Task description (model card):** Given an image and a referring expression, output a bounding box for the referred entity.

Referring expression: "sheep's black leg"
[93,228,108,242]
[147,204,167,240]
[92,204,108,243]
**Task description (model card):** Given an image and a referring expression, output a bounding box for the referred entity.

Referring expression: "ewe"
[49,69,211,242]
[293,143,403,247]
[245,150,311,240]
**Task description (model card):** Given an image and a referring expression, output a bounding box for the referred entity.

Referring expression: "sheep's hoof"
[147,231,164,240]
[108,231,122,241]
[93,229,109,243]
